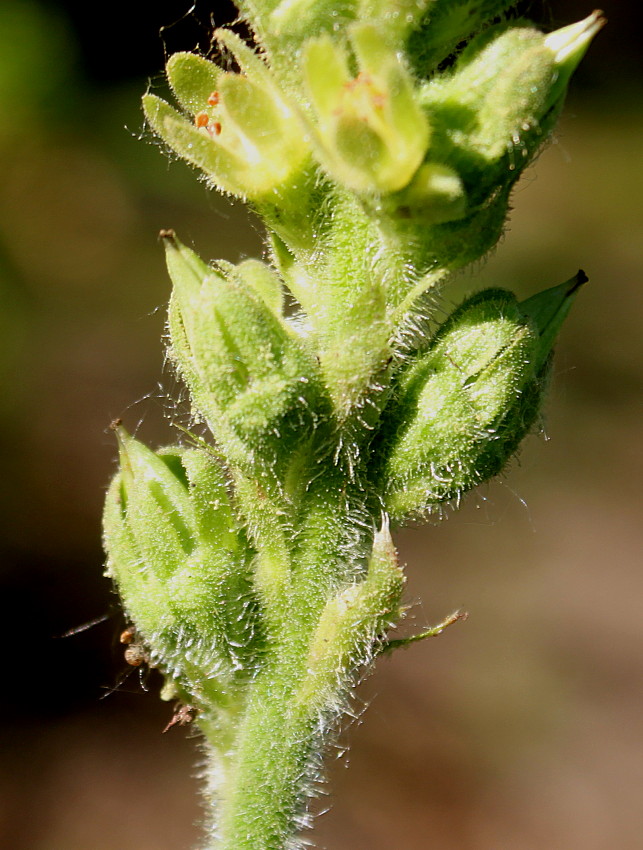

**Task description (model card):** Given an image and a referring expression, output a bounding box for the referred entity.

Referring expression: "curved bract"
[104,3,601,848]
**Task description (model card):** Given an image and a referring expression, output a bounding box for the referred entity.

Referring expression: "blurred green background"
[0,1,641,847]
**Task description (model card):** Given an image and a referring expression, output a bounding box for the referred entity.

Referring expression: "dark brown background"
[1,1,641,847]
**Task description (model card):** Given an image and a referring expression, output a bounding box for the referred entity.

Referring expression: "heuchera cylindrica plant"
[103,3,603,848]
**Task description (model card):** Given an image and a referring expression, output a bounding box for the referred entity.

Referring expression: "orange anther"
[208,121,222,137]
[345,71,373,91]
[195,111,209,128]
[120,626,136,645]
[207,91,220,106]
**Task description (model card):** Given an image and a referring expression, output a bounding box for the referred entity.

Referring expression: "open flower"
[303,22,430,193]
[143,33,309,200]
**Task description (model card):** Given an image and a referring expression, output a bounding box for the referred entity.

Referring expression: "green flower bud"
[103,426,264,701]
[302,23,429,193]
[379,274,585,520]
[419,12,605,208]
[143,38,309,200]
[297,522,404,711]
[162,232,327,478]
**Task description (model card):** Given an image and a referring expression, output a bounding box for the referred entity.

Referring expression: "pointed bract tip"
[110,418,130,448]
[518,272,587,371]
[111,421,129,447]
[568,269,589,296]
[545,10,606,67]
[109,420,134,478]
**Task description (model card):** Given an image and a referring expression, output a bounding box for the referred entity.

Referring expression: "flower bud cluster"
[162,231,329,480]
[103,426,264,705]
[142,5,601,293]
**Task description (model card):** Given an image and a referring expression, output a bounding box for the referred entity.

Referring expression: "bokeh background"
[1,1,641,847]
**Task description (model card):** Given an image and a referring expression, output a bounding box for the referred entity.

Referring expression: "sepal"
[519,271,587,371]
[166,51,222,115]
[143,93,247,197]
[222,258,285,318]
